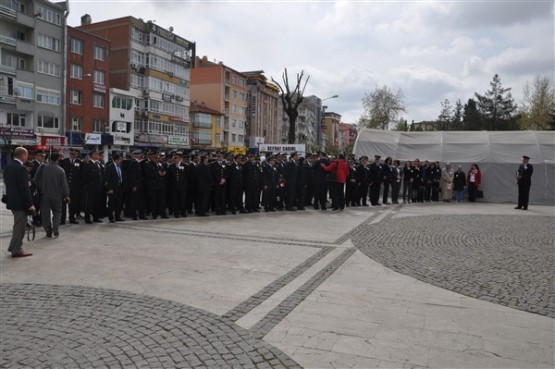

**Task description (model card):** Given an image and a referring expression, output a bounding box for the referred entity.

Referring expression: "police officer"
[168,152,188,218]
[210,153,228,215]
[515,155,534,210]
[59,148,83,224]
[126,150,147,220]
[82,149,105,223]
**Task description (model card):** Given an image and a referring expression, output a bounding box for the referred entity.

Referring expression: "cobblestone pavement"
[0,284,300,369]
[352,213,555,317]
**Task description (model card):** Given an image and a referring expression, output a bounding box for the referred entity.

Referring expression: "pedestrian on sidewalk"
[34,152,70,237]
[4,147,35,257]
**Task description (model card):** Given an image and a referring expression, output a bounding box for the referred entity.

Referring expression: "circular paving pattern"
[352,214,555,317]
[0,284,300,369]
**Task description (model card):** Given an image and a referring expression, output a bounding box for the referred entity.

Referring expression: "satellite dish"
[169,26,174,32]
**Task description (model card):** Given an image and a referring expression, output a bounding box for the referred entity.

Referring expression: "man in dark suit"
[59,148,83,224]
[369,155,383,206]
[515,155,534,210]
[29,151,45,225]
[186,153,199,215]
[262,156,279,211]
[227,155,245,214]
[311,152,329,210]
[4,147,34,257]
[105,153,126,222]
[242,153,261,213]
[144,151,168,219]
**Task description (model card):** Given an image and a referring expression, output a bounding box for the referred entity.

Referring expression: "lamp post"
[318,95,338,151]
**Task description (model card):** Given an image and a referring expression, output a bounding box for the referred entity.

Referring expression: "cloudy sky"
[68,0,554,124]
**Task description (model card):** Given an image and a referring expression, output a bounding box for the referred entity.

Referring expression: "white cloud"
[68,0,555,125]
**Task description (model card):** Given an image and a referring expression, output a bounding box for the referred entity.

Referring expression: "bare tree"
[360,85,406,130]
[437,99,453,131]
[271,69,310,144]
[519,76,555,130]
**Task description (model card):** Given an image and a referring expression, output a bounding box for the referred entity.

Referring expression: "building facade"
[323,111,342,153]
[242,70,279,148]
[66,26,111,153]
[191,56,247,151]
[0,0,68,166]
[109,87,135,150]
[189,101,223,152]
[78,15,195,151]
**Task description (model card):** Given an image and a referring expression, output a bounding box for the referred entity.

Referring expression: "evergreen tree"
[462,98,483,130]
[474,74,518,130]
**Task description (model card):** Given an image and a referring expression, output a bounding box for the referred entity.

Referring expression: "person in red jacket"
[321,153,349,211]
[466,163,481,202]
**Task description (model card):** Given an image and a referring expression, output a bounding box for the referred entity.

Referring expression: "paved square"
[1,203,553,368]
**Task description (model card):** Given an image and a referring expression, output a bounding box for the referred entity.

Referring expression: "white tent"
[353,129,555,205]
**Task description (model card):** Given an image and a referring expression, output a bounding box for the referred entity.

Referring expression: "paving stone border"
[224,246,335,322]
[352,214,555,317]
[0,284,301,369]
[250,248,357,339]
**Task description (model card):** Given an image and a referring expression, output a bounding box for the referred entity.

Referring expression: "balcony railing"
[0,34,16,47]
[0,4,16,19]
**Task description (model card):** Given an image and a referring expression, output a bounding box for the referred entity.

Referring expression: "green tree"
[519,76,555,130]
[360,85,406,130]
[474,74,518,130]
[452,99,463,130]
[437,99,453,131]
[462,98,483,130]
[271,69,310,144]
[392,118,409,131]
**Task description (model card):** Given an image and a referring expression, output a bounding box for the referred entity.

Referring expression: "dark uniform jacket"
[4,159,33,211]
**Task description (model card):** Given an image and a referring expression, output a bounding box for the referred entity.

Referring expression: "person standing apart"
[466,164,481,202]
[515,155,533,210]
[441,163,454,202]
[33,153,70,237]
[453,165,466,203]
[4,147,35,257]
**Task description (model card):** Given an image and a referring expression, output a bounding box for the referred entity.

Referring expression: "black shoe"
[161,215,169,219]
[53,231,59,237]
[139,216,147,220]
[60,220,66,225]
[46,232,52,238]
[115,218,126,222]
[522,207,528,210]
[132,217,138,221]
[109,219,116,223]
[514,206,522,209]
[85,219,92,224]
[69,219,79,224]
[93,219,102,223]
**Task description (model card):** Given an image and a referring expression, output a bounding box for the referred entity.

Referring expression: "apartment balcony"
[0,34,16,47]
[16,11,35,28]
[16,40,35,55]
[0,64,16,75]
[0,3,16,19]
[0,96,16,105]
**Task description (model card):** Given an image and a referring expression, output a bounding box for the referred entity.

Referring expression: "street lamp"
[318,95,338,151]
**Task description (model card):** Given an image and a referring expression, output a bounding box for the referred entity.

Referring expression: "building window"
[70,64,83,79]
[36,6,62,25]
[38,115,59,129]
[93,119,105,133]
[93,70,105,85]
[112,96,133,110]
[70,90,82,105]
[37,60,61,77]
[238,135,244,143]
[38,34,61,52]
[70,117,82,131]
[232,134,236,143]
[93,93,104,108]
[94,46,106,61]
[14,82,34,99]
[70,38,83,54]
[192,130,211,145]
[232,119,236,128]
[7,112,26,127]
[215,133,221,144]
[36,88,60,105]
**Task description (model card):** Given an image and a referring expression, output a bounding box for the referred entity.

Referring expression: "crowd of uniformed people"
[25,148,477,226]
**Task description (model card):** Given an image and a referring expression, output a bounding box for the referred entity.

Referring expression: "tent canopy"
[353,130,555,205]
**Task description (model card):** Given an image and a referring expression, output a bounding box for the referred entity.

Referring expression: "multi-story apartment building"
[242,70,279,148]
[323,111,341,153]
[189,100,223,152]
[191,56,247,151]
[78,15,195,151]
[0,0,67,165]
[66,25,111,154]
[277,94,322,151]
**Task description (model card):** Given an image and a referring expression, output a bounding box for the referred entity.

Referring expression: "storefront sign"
[112,132,133,146]
[258,144,306,157]
[135,133,167,145]
[85,133,102,145]
[0,127,35,140]
[39,135,66,147]
[167,135,189,147]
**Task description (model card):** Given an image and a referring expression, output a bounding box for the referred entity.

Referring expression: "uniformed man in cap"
[59,148,83,224]
[187,153,199,215]
[125,150,147,220]
[262,156,279,211]
[195,153,213,216]
[515,155,534,210]
[82,149,106,223]
[242,153,261,213]
[210,152,228,215]
[144,150,168,219]
[369,154,383,206]
[167,151,188,218]
[285,152,299,211]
